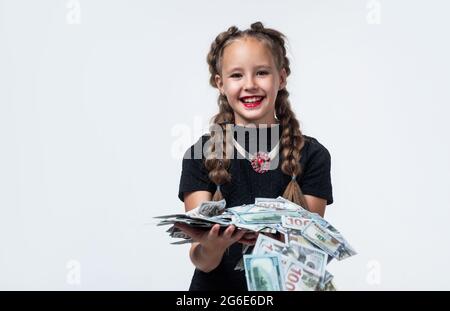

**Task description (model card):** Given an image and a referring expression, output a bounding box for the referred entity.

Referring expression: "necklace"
[232,137,280,174]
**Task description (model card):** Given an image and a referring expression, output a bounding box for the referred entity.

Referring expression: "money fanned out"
[155,197,355,291]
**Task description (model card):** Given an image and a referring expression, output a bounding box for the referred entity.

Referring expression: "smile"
[240,96,265,108]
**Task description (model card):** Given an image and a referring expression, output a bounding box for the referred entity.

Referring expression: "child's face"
[215,37,287,126]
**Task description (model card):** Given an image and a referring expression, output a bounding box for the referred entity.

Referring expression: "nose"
[243,76,257,91]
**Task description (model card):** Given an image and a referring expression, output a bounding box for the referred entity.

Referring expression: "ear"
[278,68,287,90]
[215,74,224,95]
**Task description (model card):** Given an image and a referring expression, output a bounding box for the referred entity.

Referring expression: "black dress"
[177,124,333,291]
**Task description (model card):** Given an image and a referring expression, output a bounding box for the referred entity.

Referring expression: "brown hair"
[204,21,309,210]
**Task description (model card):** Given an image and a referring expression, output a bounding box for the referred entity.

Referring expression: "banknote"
[304,221,357,260]
[233,210,300,225]
[285,227,335,264]
[253,233,327,279]
[320,271,334,289]
[243,254,285,291]
[274,196,308,213]
[187,199,226,218]
[234,244,254,271]
[156,196,357,290]
[157,217,228,228]
[285,228,315,247]
[234,223,269,232]
[251,234,292,275]
[283,256,321,291]
[254,197,288,210]
[302,222,345,259]
[252,234,327,291]
[286,241,328,277]
[227,204,254,214]
[154,213,190,219]
[320,279,337,291]
[170,239,193,245]
[168,226,191,239]
[253,233,287,255]
[281,215,313,231]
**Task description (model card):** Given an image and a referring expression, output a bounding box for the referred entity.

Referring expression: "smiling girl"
[176,22,333,291]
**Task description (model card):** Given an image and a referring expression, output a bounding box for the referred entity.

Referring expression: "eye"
[230,73,242,78]
[257,70,269,76]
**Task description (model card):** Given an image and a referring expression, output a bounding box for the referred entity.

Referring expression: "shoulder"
[301,134,332,164]
[182,134,211,160]
[179,134,216,202]
[298,135,333,205]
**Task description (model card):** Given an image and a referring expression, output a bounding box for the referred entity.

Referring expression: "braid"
[203,103,234,201]
[205,22,309,208]
[205,26,240,200]
[276,90,309,210]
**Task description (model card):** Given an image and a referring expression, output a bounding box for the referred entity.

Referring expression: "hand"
[238,231,259,245]
[174,223,246,254]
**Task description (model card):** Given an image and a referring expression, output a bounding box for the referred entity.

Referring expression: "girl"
[176,22,333,291]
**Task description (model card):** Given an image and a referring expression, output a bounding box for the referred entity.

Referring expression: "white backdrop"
[1,0,449,290]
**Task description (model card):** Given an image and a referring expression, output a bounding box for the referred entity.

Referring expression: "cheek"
[260,78,278,94]
[224,83,241,96]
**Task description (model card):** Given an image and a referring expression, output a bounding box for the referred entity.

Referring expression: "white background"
[1,0,449,290]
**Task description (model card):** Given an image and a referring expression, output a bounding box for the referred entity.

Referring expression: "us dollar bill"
[302,222,357,260]
[244,254,285,291]
[286,241,328,278]
[281,215,313,231]
[283,257,322,291]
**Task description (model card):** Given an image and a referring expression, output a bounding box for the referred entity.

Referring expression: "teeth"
[242,97,263,103]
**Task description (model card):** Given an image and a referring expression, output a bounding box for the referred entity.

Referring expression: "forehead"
[221,37,276,71]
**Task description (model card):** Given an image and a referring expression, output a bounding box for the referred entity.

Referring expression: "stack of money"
[155,197,356,290]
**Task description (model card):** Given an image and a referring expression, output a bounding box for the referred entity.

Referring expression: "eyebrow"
[226,65,272,72]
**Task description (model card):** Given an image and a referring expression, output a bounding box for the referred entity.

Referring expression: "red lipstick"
[240,96,265,109]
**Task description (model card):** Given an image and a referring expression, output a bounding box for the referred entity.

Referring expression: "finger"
[237,232,256,243]
[231,228,246,241]
[243,232,257,239]
[223,225,235,239]
[208,224,220,239]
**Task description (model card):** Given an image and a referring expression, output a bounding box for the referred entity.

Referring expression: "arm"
[179,191,245,273]
[304,194,327,217]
